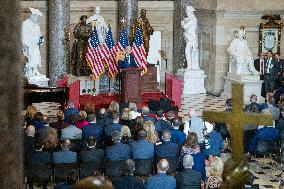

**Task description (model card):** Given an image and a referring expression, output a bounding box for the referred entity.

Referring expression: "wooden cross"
[203,83,273,161]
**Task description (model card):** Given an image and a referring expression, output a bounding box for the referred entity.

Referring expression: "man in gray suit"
[264,50,278,93]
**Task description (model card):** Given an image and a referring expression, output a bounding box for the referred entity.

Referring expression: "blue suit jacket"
[113,175,145,189]
[155,141,179,158]
[204,130,223,156]
[82,123,104,141]
[104,123,122,136]
[145,173,176,189]
[105,142,131,161]
[170,128,186,146]
[64,107,79,122]
[130,139,154,159]
[191,153,206,181]
[53,150,77,164]
[119,54,137,70]
[155,119,171,133]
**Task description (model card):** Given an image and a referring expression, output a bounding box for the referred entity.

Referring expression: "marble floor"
[180,93,283,189]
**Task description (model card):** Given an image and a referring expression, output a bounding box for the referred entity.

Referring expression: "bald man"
[145,159,176,189]
[155,130,179,158]
[25,125,36,158]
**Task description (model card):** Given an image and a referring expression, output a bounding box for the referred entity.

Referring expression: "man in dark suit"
[141,106,156,123]
[113,159,144,189]
[145,159,176,189]
[64,101,79,122]
[176,155,201,189]
[105,131,131,161]
[155,110,171,136]
[25,125,36,159]
[104,113,122,137]
[130,129,154,159]
[118,46,138,70]
[53,139,77,164]
[79,137,104,163]
[155,130,179,158]
[275,52,284,74]
[254,52,266,96]
[265,50,279,93]
[170,119,186,146]
[27,138,52,166]
[96,108,108,128]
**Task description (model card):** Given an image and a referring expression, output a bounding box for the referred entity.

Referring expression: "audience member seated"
[171,119,186,146]
[33,112,45,130]
[105,131,131,161]
[75,111,89,129]
[145,159,176,189]
[73,176,113,189]
[141,106,155,123]
[155,110,171,136]
[61,115,82,140]
[84,102,96,118]
[131,116,144,140]
[129,102,141,120]
[143,121,159,144]
[54,171,78,189]
[105,113,122,137]
[113,159,144,189]
[51,110,68,131]
[206,156,224,189]
[244,171,259,189]
[42,127,60,153]
[204,122,223,157]
[53,139,77,164]
[108,101,120,118]
[27,137,52,166]
[259,93,276,111]
[97,108,108,127]
[82,114,104,143]
[176,155,201,189]
[185,110,205,149]
[181,132,200,155]
[155,130,179,158]
[80,137,104,163]
[245,95,261,113]
[249,110,279,155]
[120,108,132,126]
[25,105,37,126]
[64,101,79,122]
[25,125,36,158]
[130,129,154,159]
[120,125,132,144]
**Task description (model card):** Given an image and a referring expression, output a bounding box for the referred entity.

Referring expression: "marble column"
[118,0,138,37]
[173,0,191,72]
[49,0,70,87]
[0,0,24,188]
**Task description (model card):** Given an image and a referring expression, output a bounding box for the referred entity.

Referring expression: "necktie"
[260,59,264,75]
[267,59,271,74]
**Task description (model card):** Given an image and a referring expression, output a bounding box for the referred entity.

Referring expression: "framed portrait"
[259,15,283,55]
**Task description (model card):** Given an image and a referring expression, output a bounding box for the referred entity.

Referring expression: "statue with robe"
[86,6,109,44]
[181,6,200,70]
[72,15,92,76]
[227,27,258,75]
[21,7,44,78]
[131,9,154,55]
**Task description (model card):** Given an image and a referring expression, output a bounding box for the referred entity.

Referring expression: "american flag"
[116,29,130,52]
[102,27,119,78]
[132,28,148,74]
[86,29,105,79]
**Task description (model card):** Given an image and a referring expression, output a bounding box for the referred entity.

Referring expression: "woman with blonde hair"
[143,121,158,144]
[25,105,37,126]
[120,125,132,144]
[120,108,132,126]
[43,127,59,152]
[75,111,89,129]
[206,156,224,188]
[108,101,119,114]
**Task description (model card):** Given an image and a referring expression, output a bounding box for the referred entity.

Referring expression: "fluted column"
[0,0,24,188]
[173,0,191,72]
[118,0,138,36]
[49,0,70,86]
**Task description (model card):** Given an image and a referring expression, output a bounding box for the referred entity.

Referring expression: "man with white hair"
[176,155,201,189]
[204,122,223,157]
[145,159,176,189]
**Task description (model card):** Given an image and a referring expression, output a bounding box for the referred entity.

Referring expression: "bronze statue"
[71,15,93,76]
[131,9,154,56]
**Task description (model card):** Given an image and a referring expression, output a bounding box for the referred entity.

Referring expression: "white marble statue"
[227,27,258,75]
[181,6,200,70]
[21,7,44,78]
[86,6,109,44]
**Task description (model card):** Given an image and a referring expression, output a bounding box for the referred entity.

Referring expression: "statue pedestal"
[176,69,206,95]
[221,73,263,104]
[28,75,50,87]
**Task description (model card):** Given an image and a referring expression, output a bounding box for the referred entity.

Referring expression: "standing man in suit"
[275,52,284,85]
[264,50,278,93]
[254,52,266,97]
[118,46,137,70]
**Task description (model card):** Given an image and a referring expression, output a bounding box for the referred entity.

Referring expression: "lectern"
[120,68,142,103]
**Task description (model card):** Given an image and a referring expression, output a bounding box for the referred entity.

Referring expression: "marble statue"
[86,6,109,44]
[72,15,92,76]
[21,7,44,78]
[227,27,258,75]
[181,6,200,70]
[131,9,154,55]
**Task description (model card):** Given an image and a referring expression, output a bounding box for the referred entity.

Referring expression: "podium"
[120,68,142,103]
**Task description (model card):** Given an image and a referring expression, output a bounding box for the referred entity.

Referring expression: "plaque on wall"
[259,14,283,55]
